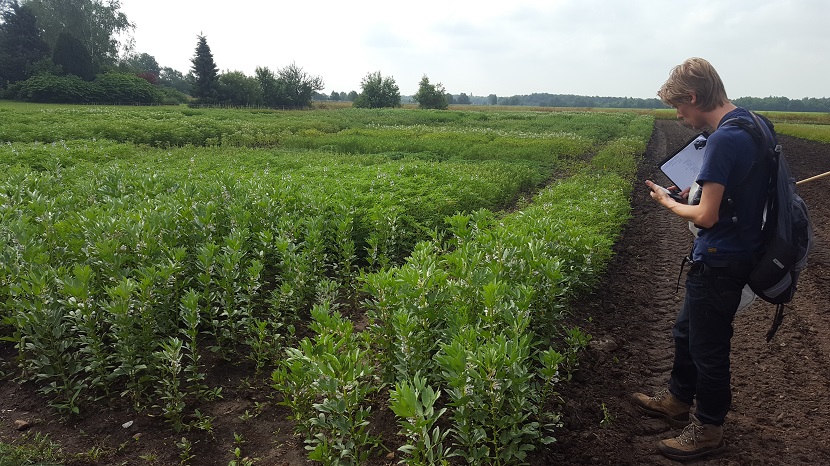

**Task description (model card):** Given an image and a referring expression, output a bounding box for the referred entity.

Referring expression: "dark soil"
[1,119,828,465]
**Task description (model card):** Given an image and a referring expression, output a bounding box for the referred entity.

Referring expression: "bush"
[17,74,95,103]
[158,86,191,105]
[11,72,163,104]
[93,72,162,104]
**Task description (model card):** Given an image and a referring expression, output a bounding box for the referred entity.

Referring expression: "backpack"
[723,112,814,341]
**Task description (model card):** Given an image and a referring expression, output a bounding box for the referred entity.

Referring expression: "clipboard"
[659,132,708,190]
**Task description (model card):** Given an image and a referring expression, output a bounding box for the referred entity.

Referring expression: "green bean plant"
[389,374,449,466]
[105,277,152,411]
[244,317,283,376]
[153,337,186,432]
[10,268,85,415]
[362,241,452,384]
[272,302,381,465]
[61,264,110,398]
[366,206,402,269]
[179,290,208,399]
[0,105,655,461]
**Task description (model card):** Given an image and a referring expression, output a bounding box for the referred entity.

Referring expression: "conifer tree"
[53,30,96,80]
[190,34,219,102]
[0,2,50,85]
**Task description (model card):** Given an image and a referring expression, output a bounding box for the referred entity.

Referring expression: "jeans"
[668,259,753,426]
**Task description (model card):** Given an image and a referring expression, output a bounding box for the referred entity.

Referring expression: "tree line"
[0,0,400,108]
[2,0,829,111]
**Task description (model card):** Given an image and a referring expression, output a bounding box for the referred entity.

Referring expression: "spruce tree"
[190,34,219,102]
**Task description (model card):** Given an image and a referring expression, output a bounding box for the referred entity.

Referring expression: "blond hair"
[657,58,729,111]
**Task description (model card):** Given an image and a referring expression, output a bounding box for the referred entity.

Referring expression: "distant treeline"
[494,93,665,109]
[730,96,830,113]
[393,93,830,113]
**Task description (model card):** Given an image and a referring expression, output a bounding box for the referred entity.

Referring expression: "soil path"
[541,119,830,465]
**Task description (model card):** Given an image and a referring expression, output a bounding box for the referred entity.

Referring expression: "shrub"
[93,72,162,104]
[12,72,162,104]
[17,74,95,103]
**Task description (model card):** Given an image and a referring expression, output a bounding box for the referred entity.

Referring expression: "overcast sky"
[117,0,828,99]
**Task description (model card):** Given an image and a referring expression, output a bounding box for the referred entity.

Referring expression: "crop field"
[0,103,654,464]
[654,107,830,144]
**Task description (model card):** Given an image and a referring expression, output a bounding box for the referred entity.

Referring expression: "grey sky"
[118,0,829,99]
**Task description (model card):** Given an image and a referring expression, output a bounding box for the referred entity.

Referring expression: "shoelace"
[651,389,669,402]
[676,422,704,446]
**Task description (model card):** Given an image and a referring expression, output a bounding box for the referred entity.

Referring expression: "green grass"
[0,433,63,466]
[772,123,830,143]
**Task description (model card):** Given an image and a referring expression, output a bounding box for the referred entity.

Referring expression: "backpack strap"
[723,114,794,341]
[718,112,778,227]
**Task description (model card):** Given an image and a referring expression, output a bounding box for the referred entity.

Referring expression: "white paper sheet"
[659,134,708,190]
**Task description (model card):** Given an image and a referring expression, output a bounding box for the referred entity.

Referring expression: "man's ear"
[689,93,697,105]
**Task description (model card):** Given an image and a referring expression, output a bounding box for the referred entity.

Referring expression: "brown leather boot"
[631,389,691,427]
[658,414,725,460]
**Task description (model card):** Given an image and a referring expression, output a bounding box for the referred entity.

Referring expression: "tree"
[352,71,400,108]
[412,75,447,110]
[218,70,262,106]
[330,90,340,101]
[52,30,96,80]
[274,62,323,108]
[0,1,50,85]
[190,34,219,103]
[159,66,189,94]
[346,90,357,101]
[117,52,160,84]
[23,0,133,71]
[119,52,159,75]
[255,66,279,107]
[254,63,323,108]
[488,94,498,105]
[456,92,471,105]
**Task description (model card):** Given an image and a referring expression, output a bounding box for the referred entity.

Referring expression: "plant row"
[271,134,651,464]
[0,103,648,150]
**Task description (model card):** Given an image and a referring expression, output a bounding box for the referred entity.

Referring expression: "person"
[631,57,773,460]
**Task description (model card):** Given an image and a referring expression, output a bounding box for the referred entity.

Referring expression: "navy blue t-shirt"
[692,107,771,263]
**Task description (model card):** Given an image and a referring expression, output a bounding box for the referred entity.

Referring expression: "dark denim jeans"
[668,260,753,426]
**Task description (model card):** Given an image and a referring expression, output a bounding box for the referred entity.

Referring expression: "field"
[0,103,653,465]
[1,103,828,466]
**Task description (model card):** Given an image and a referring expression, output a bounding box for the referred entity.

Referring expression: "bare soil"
[1,119,828,465]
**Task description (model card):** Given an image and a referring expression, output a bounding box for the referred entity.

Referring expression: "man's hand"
[645,180,681,205]
[644,179,724,228]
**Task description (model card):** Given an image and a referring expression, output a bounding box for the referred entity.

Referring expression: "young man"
[632,57,772,460]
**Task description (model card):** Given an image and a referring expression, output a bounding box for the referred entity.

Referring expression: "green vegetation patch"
[0,103,655,464]
[774,122,830,144]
